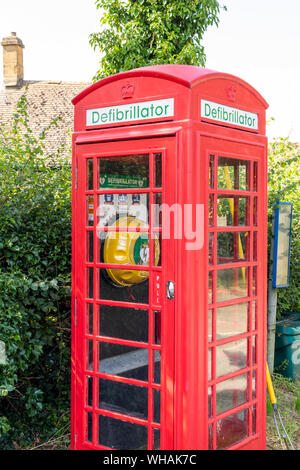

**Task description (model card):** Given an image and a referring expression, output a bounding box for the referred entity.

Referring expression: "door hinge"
[74,297,77,326]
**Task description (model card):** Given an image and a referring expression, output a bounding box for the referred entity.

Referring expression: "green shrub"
[267,137,300,314]
[0,93,71,448]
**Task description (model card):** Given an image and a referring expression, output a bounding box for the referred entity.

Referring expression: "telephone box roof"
[72,64,268,108]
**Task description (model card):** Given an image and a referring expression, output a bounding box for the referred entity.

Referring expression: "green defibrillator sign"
[100,174,148,189]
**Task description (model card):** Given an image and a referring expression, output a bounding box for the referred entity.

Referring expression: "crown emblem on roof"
[227,85,237,102]
[121,81,135,99]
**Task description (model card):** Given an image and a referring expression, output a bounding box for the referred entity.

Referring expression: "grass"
[266,373,300,450]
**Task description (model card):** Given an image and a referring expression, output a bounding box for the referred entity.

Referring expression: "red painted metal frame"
[204,137,267,450]
[72,137,176,450]
[72,65,268,450]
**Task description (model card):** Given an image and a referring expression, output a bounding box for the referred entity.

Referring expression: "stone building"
[0,32,90,158]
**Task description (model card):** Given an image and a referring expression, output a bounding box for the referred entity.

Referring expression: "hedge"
[0,94,72,448]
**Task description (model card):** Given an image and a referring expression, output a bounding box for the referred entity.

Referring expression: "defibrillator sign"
[86,98,174,127]
[201,99,258,130]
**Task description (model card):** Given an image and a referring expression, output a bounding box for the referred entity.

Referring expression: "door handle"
[166,281,175,300]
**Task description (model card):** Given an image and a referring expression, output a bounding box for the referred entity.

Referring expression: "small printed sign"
[272,202,293,288]
[98,174,149,227]
[201,99,258,130]
[100,174,148,189]
[86,98,174,127]
[0,341,6,365]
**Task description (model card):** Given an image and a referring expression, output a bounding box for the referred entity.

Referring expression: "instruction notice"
[0,341,6,365]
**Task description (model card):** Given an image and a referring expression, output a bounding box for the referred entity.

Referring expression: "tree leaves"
[268,137,300,314]
[90,0,224,80]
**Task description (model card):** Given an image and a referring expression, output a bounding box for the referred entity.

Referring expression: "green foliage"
[0,93,71,448]
[268,137,300,314]
[295,394,300,414]
[266,396,273,416]
[90,0,225,80]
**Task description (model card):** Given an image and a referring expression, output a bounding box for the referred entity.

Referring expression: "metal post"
[267,281,277,374]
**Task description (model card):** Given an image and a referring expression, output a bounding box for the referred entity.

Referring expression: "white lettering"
[86,98,174,127]
[201,99,258,130]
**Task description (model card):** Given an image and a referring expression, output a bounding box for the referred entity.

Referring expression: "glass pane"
[208,271,213,304]
[252,301,257,331]
[97,194,149,227]
[208,424,214,450]
[216,339,248,378]
[98,154,149,189]
[87,230,94,262]
[216,409,249,449]
[99,229,154,269]
[98,378,148,420]
[208,348,212,381]
[209,155,215,189]
[87,195,94,226]
[99,305,148,343]
[209,233,214,265]
[153,428,160,450]
[88,340,93,371]
[87,159,93,190]
[252,370,257,399]
[153,350,161,385]
[102,231,150,267]
[155,153,162,187]
[153,389,160,423]
[216,267,248,302]
[216,268,248,303]
[253,232,257,261]
[152,232,161,266]
[217,232,250,264]
[216,303,248,340]
[217,196,249,226]
[208,386,213,418]
[217,157,250,191]
[99,343,148,382]
[152,193,162,227]
[253,197,257,226]
[208,309,213,342]
[154,311,161,345]
[253,162,258,192]
[87,268,94,298]
[209,195,214,227]
[216,373,248,415]
[87,303,93,335]
[252,405,257,434]
[253,266,257,296]
[252,335,257,365]
[87,376,93,407]
[87,412,93,442]
[98,268,149,304]
[98,415,148,450]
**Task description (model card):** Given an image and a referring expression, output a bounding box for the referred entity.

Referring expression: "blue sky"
[1,0,299,141]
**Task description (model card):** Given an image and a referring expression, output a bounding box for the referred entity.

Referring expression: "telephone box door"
[72,137,176,450]
[204,135,267,450]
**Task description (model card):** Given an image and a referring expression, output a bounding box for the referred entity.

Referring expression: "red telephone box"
[71,65,268,450]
